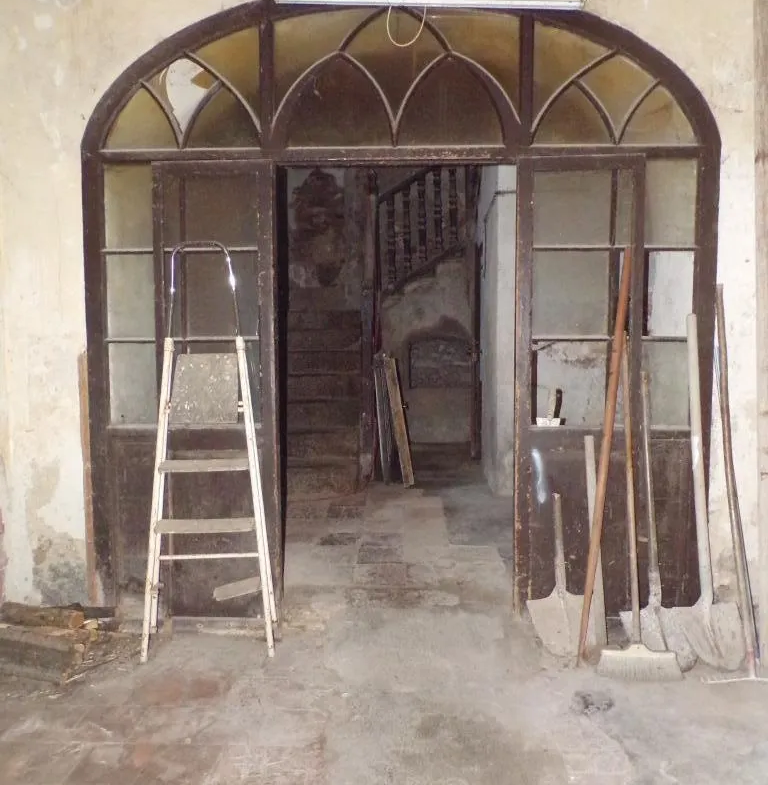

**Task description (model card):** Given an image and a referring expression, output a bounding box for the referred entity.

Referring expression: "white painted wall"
[0,0,759,605]
[477,166,517,495]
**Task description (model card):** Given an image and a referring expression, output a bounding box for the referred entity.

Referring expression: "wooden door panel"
[104,160,279,618]
[514,155,699,615]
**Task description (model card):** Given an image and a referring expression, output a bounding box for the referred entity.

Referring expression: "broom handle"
[577,248,632,660]
[640,370,662,609]
[621,336,641,643]
[715,286,759,676]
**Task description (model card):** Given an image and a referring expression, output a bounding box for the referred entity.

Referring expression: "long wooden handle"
[716,285,759,675]
[621,335,641,644]
[640,370,663,609]
[577,248,632,661]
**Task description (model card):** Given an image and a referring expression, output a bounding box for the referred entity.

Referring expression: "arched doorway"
[82,4,719,616]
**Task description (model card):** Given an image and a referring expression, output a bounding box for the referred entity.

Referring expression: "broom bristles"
[596,644,683,682]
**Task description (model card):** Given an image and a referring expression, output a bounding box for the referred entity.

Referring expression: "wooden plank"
[213,576,261,601]
[383,355,415,488]
[1,603,85,630]
[78,351,99,604]
[373,353,394,484]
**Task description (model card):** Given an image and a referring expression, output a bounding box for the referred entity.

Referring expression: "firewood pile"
[0,602,134,684]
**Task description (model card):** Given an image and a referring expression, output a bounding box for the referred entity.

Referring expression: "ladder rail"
[167,241,242,339]
[140,242,277,663]
[141,337,175,663]
[237,337,278,652]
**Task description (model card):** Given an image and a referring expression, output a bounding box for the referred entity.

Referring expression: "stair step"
[289,286,348,312]
[213,576,262,601]
[288,328,360,353]
[287,462,359,500]
[288,352,360,375]
[155,517,256,535]
[288,310,360,331]
[287,429,358,459]
[288,455,359,467]
[159,457,249,473]
[287,374,362,401]
[288,401,360,430]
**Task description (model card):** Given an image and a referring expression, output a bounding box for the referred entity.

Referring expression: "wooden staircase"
[286,308,362,500]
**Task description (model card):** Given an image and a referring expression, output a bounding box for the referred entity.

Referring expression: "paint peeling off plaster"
[26,462,87,606]
[53,65,65,88]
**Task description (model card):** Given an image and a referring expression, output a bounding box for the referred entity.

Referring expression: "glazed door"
[105,160,280,617]
[513,155,698,616]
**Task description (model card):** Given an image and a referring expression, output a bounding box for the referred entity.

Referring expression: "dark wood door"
[105,160,280,617]
[513,155,698,615]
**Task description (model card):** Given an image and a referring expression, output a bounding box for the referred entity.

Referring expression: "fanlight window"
[101,10,699,151]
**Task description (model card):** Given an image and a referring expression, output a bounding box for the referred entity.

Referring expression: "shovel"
[667,313,744,671]
[527,493,581,657]
[620,371,692,672]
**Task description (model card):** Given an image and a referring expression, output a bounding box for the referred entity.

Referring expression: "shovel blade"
[527,591,580,658]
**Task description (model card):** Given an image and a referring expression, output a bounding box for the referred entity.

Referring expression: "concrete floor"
[2,467,768,784]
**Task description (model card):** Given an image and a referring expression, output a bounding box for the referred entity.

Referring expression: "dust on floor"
[0,477,766,784]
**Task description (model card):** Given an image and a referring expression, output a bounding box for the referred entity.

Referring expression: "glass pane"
[345,11,444,112]
[643,341,689,427]
[286,57,391,147]
[195,27,260,109]
[183,251,260,338]
[645,251,694,337]
[106,87,177,149]
[622,86,696,145]
[533,341,607,426]
[645,159,697,245]
[149,58,213,135]
[399,59,502,145]
[533,251,610,335]
[106,254,154,338]
[185,89,260,147]
[579,55,655,135]
[533,23,609,120]
[535,86,612,145]
[275,10,372,105]
[431,12,520,109]
[109,343,157,424]
[183,175,259,244]
[104,165,152,248]
[533,171,612,246]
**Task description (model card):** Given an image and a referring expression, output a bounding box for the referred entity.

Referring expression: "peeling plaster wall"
[380,260,472,444]
[0,0,759,602]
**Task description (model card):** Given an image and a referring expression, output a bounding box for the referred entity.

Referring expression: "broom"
[596,335,682,681]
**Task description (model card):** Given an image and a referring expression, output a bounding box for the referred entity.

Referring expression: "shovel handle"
[715,287,759,675]
[553,493,567,595]
[640,371,663,607]
[687,314,715,608]
[621,335,641,644]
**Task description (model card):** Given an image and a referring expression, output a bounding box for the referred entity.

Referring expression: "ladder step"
[213,576,262,601]
[159,552,260,561]
[156,517,256,535]
[159,457,249,473]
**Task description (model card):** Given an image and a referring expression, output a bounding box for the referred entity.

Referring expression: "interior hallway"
[1,471,767,784]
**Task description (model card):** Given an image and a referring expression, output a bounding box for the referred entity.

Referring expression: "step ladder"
[140,240,277,663]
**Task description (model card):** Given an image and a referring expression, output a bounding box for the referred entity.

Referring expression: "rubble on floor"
[0,602,135,685]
